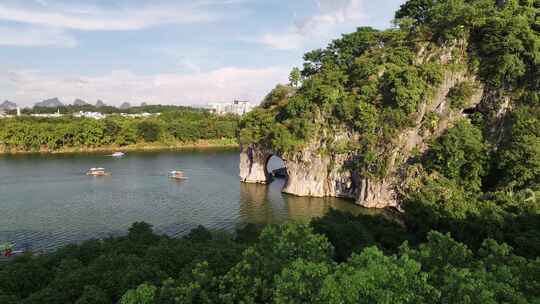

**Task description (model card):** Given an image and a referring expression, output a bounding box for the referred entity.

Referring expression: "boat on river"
[0,242,24,258]
[86,168,111,176]
[169,170,187,180]
[111,152,125,157]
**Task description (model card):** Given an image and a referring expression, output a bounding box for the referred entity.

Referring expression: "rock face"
[239,145,273,184]
[120,102,132,110]
[240,68,488,209]
[95,100,106,107]
[0,100,17,111]
[35,98,64,108]
[73,99,88,106]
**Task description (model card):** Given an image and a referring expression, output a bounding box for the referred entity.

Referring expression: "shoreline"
[0,139,239,155]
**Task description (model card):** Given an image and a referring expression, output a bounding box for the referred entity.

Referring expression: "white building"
[207,100,253,115]
[31,110,63,118]
[120,112,160,118]
[73,111,106,120]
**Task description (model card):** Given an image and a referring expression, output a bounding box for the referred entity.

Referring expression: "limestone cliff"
[240,67,490,209]
[238,22,519,209]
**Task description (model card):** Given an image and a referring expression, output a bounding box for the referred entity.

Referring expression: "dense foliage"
[0,108,238,151]
[240,0,539,177]
[239,0,540,292]
[1,219,538,303]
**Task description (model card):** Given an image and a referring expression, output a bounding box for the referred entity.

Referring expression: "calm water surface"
[0,149,367,251]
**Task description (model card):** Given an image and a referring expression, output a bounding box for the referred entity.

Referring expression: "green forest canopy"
[0,107,238,151]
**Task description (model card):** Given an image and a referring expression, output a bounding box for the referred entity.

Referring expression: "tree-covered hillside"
[240,0,539,179]
[239,0,540,254]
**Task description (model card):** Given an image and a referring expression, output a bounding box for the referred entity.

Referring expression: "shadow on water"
[239,178,380,225]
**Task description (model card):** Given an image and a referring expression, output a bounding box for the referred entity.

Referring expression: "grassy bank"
[0,138,239,155]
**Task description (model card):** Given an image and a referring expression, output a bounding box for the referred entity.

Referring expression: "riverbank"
[0,138,239,155]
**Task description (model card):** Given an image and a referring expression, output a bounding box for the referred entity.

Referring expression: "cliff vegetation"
[239,0,539,208]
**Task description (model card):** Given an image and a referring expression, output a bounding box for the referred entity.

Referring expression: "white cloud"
[0,26,76,48]
[0,2,219,31]
[305,0,366,30]
[256,32,306,50]
[2,67,290,106]
[255,0,368,50]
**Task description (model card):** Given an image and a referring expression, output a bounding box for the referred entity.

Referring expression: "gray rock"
[119,102,132,110]
[34,98,63,108]
[0,100,17,110]
[73,99,88,106]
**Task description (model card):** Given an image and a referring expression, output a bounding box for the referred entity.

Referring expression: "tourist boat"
[169,170,187,180]
[86,168,111,176]
[111,152,125,157]
[0,242,23,258]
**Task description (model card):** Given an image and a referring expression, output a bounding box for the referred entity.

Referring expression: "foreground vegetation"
[1,216,538,304]
[0,107,238,153]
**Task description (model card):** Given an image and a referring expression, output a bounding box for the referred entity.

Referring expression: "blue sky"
[0,0,404,106]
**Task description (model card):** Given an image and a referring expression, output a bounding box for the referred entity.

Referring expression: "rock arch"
[239,144,274,184]
[239,143,360,202]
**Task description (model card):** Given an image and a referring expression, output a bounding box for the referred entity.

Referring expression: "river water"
[0,148,366,251]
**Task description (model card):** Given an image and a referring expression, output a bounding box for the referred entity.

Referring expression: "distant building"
[73,111,106,120]
[120,112,160,118]
[31,110,63,118]
[207,100,253,115]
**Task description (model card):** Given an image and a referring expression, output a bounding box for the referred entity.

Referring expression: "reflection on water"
[239,179,367,224]
[0,149,371,251]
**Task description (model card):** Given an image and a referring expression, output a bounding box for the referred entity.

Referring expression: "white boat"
[169,170,187,180]
[86,168,111,176]
[111,152,125,157]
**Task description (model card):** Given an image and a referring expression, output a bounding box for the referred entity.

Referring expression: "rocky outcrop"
[240,67,487,209]
[239,145,273,184]
[0,100,17,111]
[73,99,88,106]
[120,102,132,110]
[35,98,64,108]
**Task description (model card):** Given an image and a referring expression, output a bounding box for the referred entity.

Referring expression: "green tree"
[137,121,161,142]
[289,67,302,87]
[494,106,540,190]
[120,283,157,304]
[75,285,110,304]
[319,247,439,303]
[273,259,332,304]
[424,120,489,191]
[219,222,333,303]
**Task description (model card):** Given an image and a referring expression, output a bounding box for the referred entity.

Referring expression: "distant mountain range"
[73,99,89,106]
[34,98,113,108]
[3,98,151,109]
[95,100,107,107]
[0,100,17,110]
[119,102,131,110]
[34,98,64,108]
